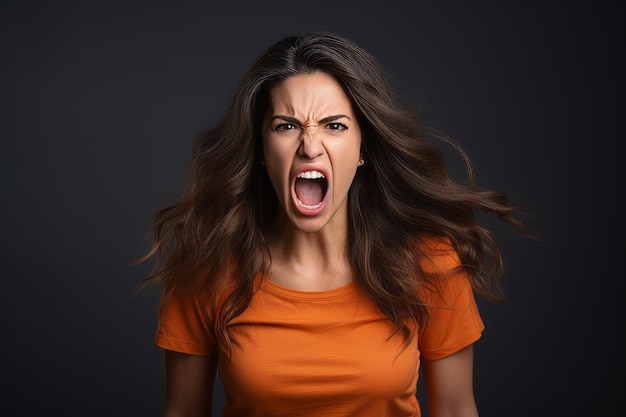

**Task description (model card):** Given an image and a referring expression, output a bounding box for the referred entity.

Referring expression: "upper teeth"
[297,171,325,179]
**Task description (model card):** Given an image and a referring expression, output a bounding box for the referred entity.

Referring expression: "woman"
[140,32,527,416]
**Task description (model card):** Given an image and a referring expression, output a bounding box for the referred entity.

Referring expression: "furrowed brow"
[271,114,350,126]
[319,114,350,124]
[271,115,301,126]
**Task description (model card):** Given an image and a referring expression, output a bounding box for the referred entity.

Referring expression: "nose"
[298,130,324,160]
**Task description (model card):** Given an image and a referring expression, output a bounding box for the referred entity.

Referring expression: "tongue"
[295,178,325,206]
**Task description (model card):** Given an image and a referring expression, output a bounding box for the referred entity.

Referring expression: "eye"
[275,123,298,131]
[326,122,347,131]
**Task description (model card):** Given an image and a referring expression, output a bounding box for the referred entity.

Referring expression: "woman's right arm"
[161,349,218,417]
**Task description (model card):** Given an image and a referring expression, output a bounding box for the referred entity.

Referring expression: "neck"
[264,213,353,291]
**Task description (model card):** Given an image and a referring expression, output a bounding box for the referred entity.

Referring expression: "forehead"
[267,72,354,115]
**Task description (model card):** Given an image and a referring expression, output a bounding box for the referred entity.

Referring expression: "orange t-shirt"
[156,239,484,417]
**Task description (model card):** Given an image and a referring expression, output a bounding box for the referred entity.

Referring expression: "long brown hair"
[138,32,528,348]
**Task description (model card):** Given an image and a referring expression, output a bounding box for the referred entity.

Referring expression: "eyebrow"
[271,114,351,125]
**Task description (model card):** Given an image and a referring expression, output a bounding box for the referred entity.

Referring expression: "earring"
[357,158,365,167]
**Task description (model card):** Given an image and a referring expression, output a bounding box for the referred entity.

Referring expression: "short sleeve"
[417,239,485,360]
[155,283,218,356]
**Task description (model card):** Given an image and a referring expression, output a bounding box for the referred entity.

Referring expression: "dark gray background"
[1,1,622,416]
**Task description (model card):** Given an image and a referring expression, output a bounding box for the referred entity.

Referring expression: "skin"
[260,71,362,291]
[161,71,480,416]
[422,345,480,417]
[162,351,216,417]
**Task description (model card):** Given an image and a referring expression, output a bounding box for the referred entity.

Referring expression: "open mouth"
[294,170,328,209]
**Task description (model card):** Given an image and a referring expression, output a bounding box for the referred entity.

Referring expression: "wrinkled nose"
[298,131,324,160]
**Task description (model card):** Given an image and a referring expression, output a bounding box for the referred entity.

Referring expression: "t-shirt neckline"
[256,273,358,301]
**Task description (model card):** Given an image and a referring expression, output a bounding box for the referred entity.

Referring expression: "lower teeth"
[297,200,322,209]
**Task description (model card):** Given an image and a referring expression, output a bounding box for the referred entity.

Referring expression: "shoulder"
[160,269,238,323]
[415,236,472,308]
[417,236,462,274]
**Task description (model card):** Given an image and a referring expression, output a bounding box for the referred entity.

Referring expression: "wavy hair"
[138,32,528,349]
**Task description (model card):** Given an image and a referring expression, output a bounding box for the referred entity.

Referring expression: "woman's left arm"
[421,344,480,417]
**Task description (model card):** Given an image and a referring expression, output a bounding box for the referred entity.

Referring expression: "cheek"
[333,145,361,194]
[262,147,292,193]
[338,165,359,190]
